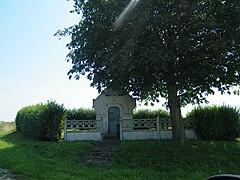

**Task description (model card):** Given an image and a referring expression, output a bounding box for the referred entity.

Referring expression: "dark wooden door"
[108,107,120,137]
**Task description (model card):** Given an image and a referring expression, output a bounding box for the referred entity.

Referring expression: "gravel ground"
[0,169,16,180]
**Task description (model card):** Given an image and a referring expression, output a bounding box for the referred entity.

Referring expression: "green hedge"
[65,108,96,120]
[65,108,169,120]
[187,105,240,141]
[15,101,65,141]
[133,109,170,119]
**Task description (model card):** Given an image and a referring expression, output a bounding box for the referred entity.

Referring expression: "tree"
[56,0,240,140]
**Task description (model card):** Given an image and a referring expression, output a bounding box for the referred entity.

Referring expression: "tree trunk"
[167,79,185,142]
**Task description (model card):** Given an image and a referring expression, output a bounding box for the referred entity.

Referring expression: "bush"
[65,108,96,120]
[41,101,66,141]
[133,109,170,119]
[15,101,65,141]
[65,108,169,120]
[187,105,240,141]
[16,104,47,139]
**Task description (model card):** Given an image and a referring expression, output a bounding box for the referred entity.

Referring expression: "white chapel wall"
[93,93,136,134]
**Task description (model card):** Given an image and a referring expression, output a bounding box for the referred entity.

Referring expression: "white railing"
[65,119,97,131]
[122,118,194,130]
[182,118,195,129]
[132,118,156,130]
[64,119,103,141]
[64,118,196,141]
[120,118,195,140]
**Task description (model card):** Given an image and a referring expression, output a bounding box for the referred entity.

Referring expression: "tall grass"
[0,122,240,179]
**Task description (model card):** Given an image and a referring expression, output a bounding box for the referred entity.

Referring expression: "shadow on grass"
[1,130,240,179]
[0,131,96,179]
[112,139,240,176]
[0,132,178,179]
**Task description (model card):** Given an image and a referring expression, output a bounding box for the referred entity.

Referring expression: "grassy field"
[0,122,239,179]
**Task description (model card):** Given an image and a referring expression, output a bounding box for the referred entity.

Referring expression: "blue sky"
[0,0,239,121]
[0,0,99,121]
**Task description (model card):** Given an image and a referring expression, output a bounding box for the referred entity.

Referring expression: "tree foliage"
[57,0,240,140]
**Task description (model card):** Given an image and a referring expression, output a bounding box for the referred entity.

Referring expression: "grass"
[0,121,240,179]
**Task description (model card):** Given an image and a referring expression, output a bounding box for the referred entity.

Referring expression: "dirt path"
[80,137,120,167]
[0,168,16,180]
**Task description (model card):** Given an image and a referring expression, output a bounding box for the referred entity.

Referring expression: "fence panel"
[120,118,196,140]
[64,119,102,141]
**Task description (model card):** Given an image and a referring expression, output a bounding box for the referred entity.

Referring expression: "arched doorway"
[108,107,120,137]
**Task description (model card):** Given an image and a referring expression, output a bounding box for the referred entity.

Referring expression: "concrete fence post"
[157,117,160,139]
[120,118,123,141]
[101,117,103,134]
[100,118,103,141]
[64,118,67,141]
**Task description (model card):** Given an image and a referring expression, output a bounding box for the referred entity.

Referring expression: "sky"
[0,0,240,122]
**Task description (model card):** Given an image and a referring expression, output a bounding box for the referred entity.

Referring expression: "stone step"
[80,138,120,167]
[84,156,110,160]
[84,152,114,157]
[87,154,114,158]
